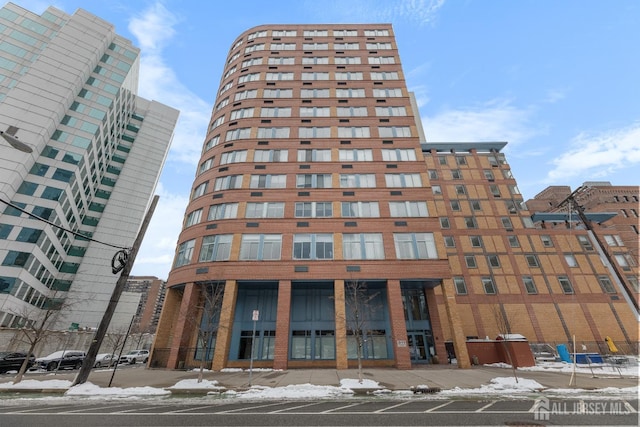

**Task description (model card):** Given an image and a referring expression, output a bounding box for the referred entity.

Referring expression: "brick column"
[387,279,411,369]
[441,278,471,368]
[166,282,199,369]
[151,286,181,364]
[273,279,291,370]
[334,279,348,369]
[425,288,448,362]
[212,280,237,371]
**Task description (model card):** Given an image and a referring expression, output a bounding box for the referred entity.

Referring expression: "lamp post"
[0,126,32,153]
[73,195,159,386]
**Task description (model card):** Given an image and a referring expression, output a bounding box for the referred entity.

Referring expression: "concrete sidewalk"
[15,364,636,392]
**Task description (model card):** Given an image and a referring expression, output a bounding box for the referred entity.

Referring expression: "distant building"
[0,4,179,332]
[151,24,638,371]
[125,276,167,333]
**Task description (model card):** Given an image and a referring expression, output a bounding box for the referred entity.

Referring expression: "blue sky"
[14,0,640,279]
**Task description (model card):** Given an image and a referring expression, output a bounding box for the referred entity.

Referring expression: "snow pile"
[65,382,170,397]
[0,379,72,389]
[340,378,381,389]
[236,383,352,399]
[168,379,223,390]
[441,377,544,396]
[520,361,639,377]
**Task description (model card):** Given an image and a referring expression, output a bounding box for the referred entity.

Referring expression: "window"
[301,72,329,80]
[454,277,467,295]
[199,235,232,262]
[334,42,359,50]
[333,29,358,36]
[340,174,376,188]
[487,255,500,268]
[299,127,331,138]
[263,88,293,98]
[192,182,208,199]
[375,106,407,116]
[364,29,390,36]
[245,202,285,218]
[257,127,290,138]
[300,88,330,98]
[220,150,248,165]
[334,56,361,64]
[185,209,202,227]
[526,254,540,267]
[626,276,639,293]
[219,81,233,94]
[508,235,520,248]
[249,174,286,188]
[489,185,501,197]
[299,106,330,117]
[302,43,328,50]
[444,236,455,248]
[558,276,574,294]
[483,170,494,180]
[388,201,428,217]
[338,127,370,138]
[335,71,363,80]
[381,148,416,161]
[238,72,260,83]
[501,217,513,229]
[339,149,372,161]
[482,277,496,294]
[394,233,437,259]
[336,106,367,116]
[239,234,282,260]
[199,158,214,174]
[368,56,395,64]
[303,29,328,36]
[269,43,295,50]
[248,30,267,40]
[244,43,265,53]
[614,254,633,270]
[254,149,288,162]
[455,185,466,195]
[2,251,31,267]
[272,30,296,37]
[541,235,553,247]
[432,185,442,195]
[226,127,251,141]
[335,88,365,98]
[385,173,422,188]
[235,89,257,101]
[603,235,624,246]
[268,56,294,65]
[215,97,229,111]
[464,217,477,228]
[298,149,331,162]
[293,234,333,260]
[229,107,255,120]
[341,201,380,217]
[450,200,461,211]
[440,217,450,229]
[260,107,291,118]
[470,200,482,211]
[366,42,392,49]
[577,235,594,251]
[598,277,616,294]
[223,66,236,79]
[214,175,243,191]
[470,236,482,248]
[208,203,239,220]
[372,88,402,97]
[564,254,578,267]
[242,57,264,67]
[342,233,385,260]
[174,239,195,267]
[210,115,225,129]
[465,255,477,268]
[301,57,328,64]
[295,202,333,218]
[296,174,332,188]
[522,276,537,294]
[451,169,462,179]
[370,71,399,80]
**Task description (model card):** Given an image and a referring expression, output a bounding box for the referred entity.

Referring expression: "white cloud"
[421,99,540,147]
[304,0,445,26]
[545,122,640,182]
[128,3,210,166]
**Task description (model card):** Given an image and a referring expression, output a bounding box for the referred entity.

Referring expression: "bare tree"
[343,279,380,383]
[492,304,518,383]
[10,291,80,384]
[103,325,129,362]
[182,281,225,383]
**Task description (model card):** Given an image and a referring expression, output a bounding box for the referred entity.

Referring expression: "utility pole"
[73,195,159,386]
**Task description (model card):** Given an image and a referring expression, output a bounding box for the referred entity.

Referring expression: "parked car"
[119,349,149,364]
[93,353,117,368]
[0,351,35,374]
[34,350,86,371]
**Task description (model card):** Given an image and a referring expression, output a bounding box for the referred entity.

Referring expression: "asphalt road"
[0,398,637,426]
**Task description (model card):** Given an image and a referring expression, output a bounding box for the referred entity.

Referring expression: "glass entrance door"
[407,332,428,362]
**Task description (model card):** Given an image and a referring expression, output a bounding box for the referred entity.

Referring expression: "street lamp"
[0,126,32,153]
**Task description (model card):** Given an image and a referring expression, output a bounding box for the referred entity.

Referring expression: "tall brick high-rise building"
[152,24,638,370]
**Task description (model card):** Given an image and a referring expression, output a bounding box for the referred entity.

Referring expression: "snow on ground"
[65,382,171,397]
[168,378,224,390]
[440,377,545,396]
[517,361,639,377]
